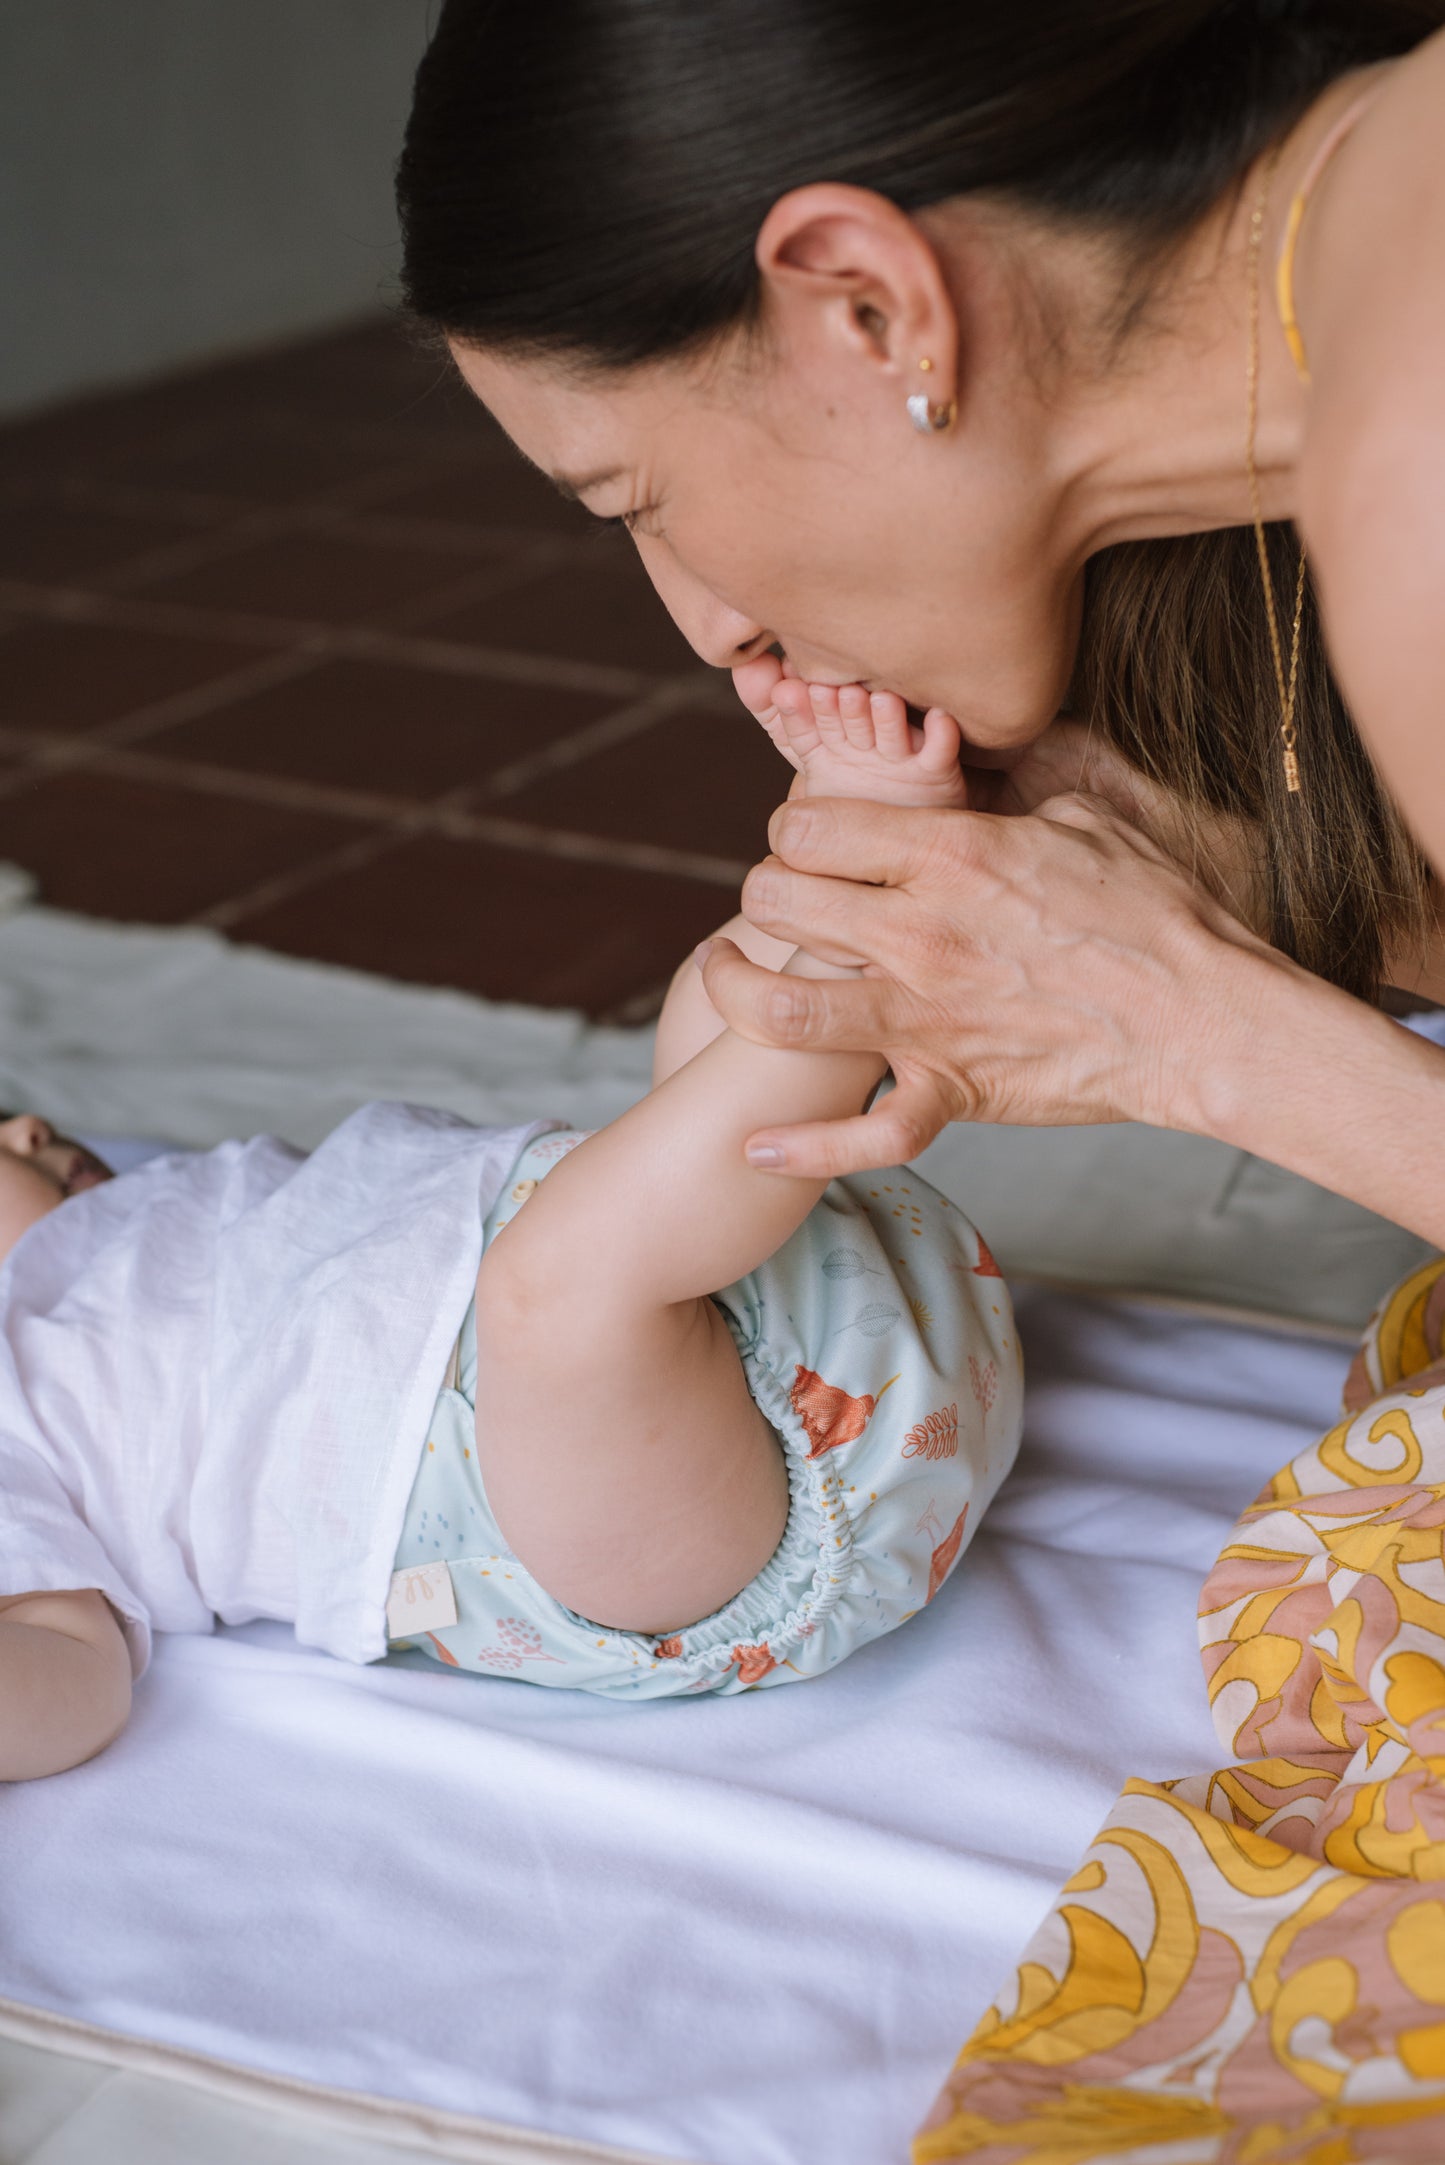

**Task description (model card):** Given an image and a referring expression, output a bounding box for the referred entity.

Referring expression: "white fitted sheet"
[0,1275,1350,2165]
[0,900,1381,2159]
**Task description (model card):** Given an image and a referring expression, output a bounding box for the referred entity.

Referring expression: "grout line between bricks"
[94,515,560,605]
[432,810,745,886]
[7,466,618,566]
[0,732,749,889]
[481,682,706,799]
[0,666,690,794]
[191,824,423,932]
[369,540,564,632]
[0,578,700,700]
[9,650,331,772]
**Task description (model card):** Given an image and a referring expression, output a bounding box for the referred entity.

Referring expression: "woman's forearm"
[1187,944,1445,1247]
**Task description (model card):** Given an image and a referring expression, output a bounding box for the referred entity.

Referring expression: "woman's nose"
[635,546,773,670]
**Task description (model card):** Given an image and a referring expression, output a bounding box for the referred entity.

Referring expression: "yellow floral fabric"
[916,1259,1445,2164]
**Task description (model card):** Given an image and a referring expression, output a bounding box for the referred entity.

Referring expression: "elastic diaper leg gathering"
[389,1129,1022,1697]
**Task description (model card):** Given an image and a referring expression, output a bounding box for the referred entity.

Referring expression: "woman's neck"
[1040,64,1394,565]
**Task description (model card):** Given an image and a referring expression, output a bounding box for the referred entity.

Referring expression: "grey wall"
[0,0,435,418]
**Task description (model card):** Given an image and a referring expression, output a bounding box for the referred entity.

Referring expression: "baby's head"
[0,1115,113,1265]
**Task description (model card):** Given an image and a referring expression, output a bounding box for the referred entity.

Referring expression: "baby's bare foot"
[734,655,967,810]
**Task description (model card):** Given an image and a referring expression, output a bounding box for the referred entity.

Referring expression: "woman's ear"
[754,182,959,412]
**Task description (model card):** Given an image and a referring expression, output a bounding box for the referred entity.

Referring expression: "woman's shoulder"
[1296,39,1444,512]
[1340,29,1445,194]
[1302,37,1445,407]
[1292,36,1445,868]
[1373,23,1445,133]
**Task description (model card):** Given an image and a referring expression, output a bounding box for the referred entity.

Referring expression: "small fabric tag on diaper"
[386,1560,458,1639]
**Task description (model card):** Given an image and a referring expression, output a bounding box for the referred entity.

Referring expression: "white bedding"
[0,899,1371,2160]
[0,1273,1349,2165]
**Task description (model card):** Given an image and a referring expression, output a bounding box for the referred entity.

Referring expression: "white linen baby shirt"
[0,1103,541,1676]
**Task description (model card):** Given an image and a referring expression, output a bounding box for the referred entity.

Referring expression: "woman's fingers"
[740,855,915,968]
[722,786,1271,1136]
[698,938,906,1050]
[742,1073,956,1179]
[764,795,982,892]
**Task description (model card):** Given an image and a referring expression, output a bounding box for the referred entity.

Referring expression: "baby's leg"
[474,966,885,1634]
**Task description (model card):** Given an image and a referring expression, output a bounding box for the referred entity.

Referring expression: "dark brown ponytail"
[398,0,1443,365]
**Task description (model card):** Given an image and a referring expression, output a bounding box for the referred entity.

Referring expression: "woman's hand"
[962,718,1271,936]
[712,672,1445,1245]
[734,656,1272,931]
[698,786,1283,1177]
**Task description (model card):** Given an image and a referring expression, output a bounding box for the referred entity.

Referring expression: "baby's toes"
[732,653,784,724]
[832,683,872,751]
[869,691,912,762]
[808,683,849,751]
[772,674,810,727]
[773,677,823,759]
[919,707,963,773]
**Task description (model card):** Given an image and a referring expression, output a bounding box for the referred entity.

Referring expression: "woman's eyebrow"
[548,466,627,503]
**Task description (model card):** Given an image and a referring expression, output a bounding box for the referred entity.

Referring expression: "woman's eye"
[595,507,657,539]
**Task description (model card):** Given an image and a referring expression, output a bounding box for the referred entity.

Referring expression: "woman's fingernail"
[746,1141,785,1168]
[693,940,715,968]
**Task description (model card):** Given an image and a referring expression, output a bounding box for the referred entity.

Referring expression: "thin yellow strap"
[1275,190,1311,384]
[1274,86,1385,387]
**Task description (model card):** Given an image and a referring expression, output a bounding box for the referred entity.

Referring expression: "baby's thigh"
[473,1289,790,1639]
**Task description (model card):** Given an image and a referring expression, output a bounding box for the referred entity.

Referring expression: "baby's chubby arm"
[652,911,796,1085]
[471,667,935,1629]
[0,1588,132,1780]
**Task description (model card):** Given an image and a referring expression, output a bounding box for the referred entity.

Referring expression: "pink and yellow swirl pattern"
[917,1259,1445,2163]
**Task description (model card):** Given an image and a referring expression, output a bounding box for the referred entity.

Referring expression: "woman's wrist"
[1177,936,1445,1243]
[1156,932,1302,1143]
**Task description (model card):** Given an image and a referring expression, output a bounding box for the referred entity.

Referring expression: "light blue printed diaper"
[388,1128,1022,1697]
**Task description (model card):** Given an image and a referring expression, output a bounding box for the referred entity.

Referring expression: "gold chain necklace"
[1246,144,1309,795]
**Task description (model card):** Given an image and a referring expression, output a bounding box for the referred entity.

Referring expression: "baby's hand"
[733,654,967,811]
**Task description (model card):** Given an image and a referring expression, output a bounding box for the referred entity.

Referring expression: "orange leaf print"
[972,1234,1003,1278]
[926,1506,970,1603]
[734,1642,777,1685]
[790,1364,876,1459]
[902,1404,959,1461]
[654,1636,683,1659]
[426,1631,460,1667]
[968,1355,998,1424]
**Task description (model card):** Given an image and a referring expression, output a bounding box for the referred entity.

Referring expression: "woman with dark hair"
[396,5,1445,2155]
[398,0,1445,1239]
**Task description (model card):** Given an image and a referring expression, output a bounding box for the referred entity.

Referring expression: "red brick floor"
[0,320,783,1020]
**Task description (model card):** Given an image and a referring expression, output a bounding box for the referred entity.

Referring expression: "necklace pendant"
[1282,745,1302,795]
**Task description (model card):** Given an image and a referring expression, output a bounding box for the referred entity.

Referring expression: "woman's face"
[451,331,1082,752]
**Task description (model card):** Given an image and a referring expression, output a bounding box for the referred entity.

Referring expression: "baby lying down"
[0,691,1021,1781]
